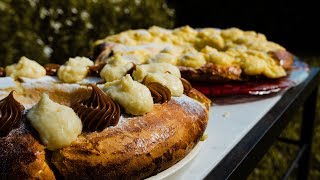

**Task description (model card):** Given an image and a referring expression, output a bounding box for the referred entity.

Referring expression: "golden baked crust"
[0,85,210,179]
[188,88,211,110]
[179,63,242,82]
[52,91,209,179]
[0,125,55,179]
[93,26,294,82]
[0,83,91,108]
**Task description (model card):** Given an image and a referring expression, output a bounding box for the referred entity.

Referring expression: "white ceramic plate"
[146,141,204,180]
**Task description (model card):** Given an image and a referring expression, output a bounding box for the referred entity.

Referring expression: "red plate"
[190,58,309,104]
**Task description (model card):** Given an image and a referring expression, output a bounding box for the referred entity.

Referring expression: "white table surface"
[165,94,283,180]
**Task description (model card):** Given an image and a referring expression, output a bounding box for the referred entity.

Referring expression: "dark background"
[169,0,320,55]
[1,0,318,66]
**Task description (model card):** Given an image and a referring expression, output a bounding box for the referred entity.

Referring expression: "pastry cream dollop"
[27,93,82,151]
[148,53,178,65]
[201,46,236,66]
[178,48,206,68]
[100,55,134,82]
[143,72,183,97]
[5,56,46,79]
[132,62,181,82]
[58,57,94,83]
[132,63,183,96]
[172,25,199,44]
[239,50,286,78]
[196,28,225,50]
[112,46,152,65]
[103,75,153,115]
[96,26,288,79]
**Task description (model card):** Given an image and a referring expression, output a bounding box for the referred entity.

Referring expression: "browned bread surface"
[0,125,55,179]
[52,93,209,179]
[179,63,242,83]
[0,86,210,180]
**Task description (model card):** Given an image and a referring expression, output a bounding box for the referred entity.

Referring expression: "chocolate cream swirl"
[71,84,120,132]
[180,78,192,94]
[89,62,107,77]
[145,82,171,104]
[0,91,25,137]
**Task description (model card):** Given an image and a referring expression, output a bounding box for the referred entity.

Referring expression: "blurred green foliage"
[0,0,174,66]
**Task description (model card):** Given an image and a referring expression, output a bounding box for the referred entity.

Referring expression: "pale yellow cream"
[5,56,46,79]
[239,50,286,78]
[132,63,183,96]
[100,55,134,82]
[132,62,181,82]
[178,48,206,68]
[112,48,152,64]
[103,75,153,115]
[196,28,225,50]
[147,53,178,65]
[57,57,94,83]
[97,26,288,79]
[201,46,236,66]
[27,93,82,151]
[143,72,183,96]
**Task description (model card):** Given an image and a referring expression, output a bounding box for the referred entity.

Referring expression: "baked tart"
[0,56,210,179]
[92,26,294,96]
